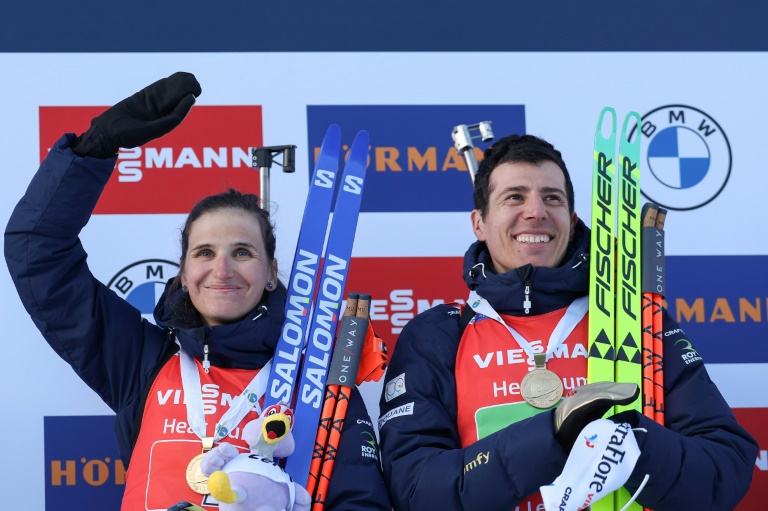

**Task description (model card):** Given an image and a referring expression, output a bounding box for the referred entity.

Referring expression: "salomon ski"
[284,130,370,485]
[264,124,342,408]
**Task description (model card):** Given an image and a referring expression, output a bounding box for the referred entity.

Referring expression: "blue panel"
[665,255,768,364]
[44,416,124,511]
[2,0,767,51]
[307,105,526,212]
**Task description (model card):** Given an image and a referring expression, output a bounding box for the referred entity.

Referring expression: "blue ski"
[264,124,341,408]
[285,130,370,485]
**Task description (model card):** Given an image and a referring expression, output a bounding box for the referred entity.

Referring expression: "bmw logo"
[635,105,731,210]
[107,259,180,324]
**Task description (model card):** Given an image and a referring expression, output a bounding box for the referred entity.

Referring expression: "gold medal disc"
[185,453,209,494]
[520,368,564,409]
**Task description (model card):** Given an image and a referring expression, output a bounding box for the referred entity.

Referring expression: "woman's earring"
[267,282,274,290]
[182,285,188,293]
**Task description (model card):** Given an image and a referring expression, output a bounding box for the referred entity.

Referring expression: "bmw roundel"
[107,259,180,324]
[637,105,731,211]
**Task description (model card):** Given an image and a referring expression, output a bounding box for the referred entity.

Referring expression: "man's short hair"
[473,134,574,217]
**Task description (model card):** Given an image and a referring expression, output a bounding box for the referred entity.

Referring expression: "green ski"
[587,107,617,389]
[614,112,643,511]
[615,111,642,411]
[589,108,645,511]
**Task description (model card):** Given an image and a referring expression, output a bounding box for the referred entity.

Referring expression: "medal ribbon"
[179,348,272,442]
[467,291,589,363]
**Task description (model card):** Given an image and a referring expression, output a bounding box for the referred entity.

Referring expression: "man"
[378,134,757,510]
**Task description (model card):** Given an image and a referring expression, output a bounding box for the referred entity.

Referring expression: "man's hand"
[73,72,201,158]
[553,382,639,452]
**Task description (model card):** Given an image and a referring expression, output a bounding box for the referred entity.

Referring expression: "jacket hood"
[153,279,286,370]
[462,218,591,315]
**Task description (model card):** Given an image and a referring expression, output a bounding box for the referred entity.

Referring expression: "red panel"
[40,106,263,214]
[345,256,466,353]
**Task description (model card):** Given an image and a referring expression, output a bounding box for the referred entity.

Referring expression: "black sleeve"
[615,309,758,510]
[378,307,568,511]
[4,134,169,414]
[324,386,392,510]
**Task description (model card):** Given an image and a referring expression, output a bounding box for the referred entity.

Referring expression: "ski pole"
[307,293,359,496]
[312,294,370,511]
[652,208,667,425]
[641,204,659,421]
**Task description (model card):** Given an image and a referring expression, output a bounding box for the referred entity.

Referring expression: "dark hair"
[168,188,277,297]
[473,134,574,217]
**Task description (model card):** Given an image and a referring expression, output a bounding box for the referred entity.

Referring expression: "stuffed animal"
[199,402,311,511]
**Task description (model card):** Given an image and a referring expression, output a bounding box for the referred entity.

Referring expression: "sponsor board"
[344,254,768,363]
[665,255,768,364]
[44,416,124,511]
[306,105,526,212]
[39,106,263,214]
[344,256,466,353]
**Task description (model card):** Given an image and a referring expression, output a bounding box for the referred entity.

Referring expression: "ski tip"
[620,112,642,145]
[320,124,342,148]
[352,129,370,146]
[596,107,617,140]
[319,124,342,149]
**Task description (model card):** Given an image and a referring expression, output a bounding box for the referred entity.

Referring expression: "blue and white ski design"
[264,124,341,408]
[284,130,370,484]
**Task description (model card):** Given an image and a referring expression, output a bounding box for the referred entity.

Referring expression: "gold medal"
[185,436,214,494]
[520,353,563,409]
[185,453,209,494]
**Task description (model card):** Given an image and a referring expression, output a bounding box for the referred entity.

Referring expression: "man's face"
[471,160,577,274]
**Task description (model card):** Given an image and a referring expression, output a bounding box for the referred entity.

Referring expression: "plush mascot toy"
[199,403,311,511]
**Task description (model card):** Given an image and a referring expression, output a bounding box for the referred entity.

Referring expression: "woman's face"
[181,209,277,326]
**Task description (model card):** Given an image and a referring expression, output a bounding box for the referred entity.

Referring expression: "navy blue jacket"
[5,134,391,511]
[378,219,757,510]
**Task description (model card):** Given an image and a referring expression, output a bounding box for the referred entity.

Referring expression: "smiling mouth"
[515,234,552,243]
[206,286,241,292]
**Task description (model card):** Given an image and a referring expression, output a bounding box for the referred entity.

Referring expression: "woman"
[5,72,390,510]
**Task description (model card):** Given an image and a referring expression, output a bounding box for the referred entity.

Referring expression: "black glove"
[73,71,202,158]
[553,382,639,452]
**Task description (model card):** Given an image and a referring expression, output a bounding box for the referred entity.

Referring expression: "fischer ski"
[614,111,643,411]
[264,124,342,408]
[588,107,618,390]
[614,113,643,511]
[588,108,644,511]
[284,130,371,485]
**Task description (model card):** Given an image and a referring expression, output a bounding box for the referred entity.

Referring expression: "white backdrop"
[2,52,766,509]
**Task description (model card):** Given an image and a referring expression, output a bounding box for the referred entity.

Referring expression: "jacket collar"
[153,279,286,370]
[463,218,591,316]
